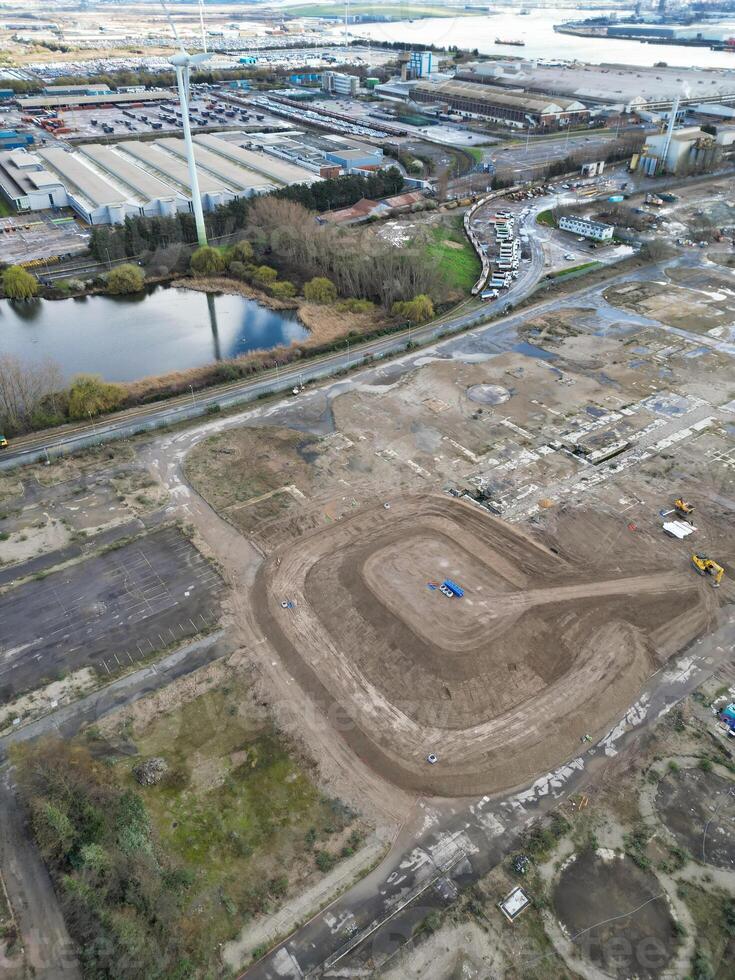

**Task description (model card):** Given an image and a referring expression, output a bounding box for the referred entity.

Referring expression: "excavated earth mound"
[256,494,715,796]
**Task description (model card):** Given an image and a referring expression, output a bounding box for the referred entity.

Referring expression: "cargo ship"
[495,38,525,46]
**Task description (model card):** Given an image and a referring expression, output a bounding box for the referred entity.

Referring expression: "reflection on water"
[0,284,308,382]
[206,292,222,362]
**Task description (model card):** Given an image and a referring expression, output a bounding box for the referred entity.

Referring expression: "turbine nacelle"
[168,51,211,67]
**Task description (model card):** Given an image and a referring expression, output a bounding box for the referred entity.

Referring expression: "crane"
[691,554,724,588]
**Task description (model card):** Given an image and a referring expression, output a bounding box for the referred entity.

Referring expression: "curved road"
[0,195,553,473]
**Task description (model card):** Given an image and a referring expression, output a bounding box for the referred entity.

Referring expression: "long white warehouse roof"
[195,133,317,185]
[156,137,274,193]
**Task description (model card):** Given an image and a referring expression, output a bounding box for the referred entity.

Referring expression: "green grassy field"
[547,260,602,278]
[424,217,480,295]
[536,209,556,227]
[287,3,470,18]
[116,679,364,965]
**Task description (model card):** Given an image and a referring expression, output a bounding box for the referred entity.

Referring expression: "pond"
[0,285,309,382]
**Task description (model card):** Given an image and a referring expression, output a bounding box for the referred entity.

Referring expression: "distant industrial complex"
[0,132,322,224]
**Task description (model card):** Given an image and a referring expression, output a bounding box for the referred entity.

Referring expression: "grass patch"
[536,209,556,227]
[112,678,363,967]
[677,881,735,978]
[547,261,602,279]
[424,217,480,294]
[466,146,486,164]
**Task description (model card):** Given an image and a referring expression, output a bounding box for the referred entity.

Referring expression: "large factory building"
[412,79,588,130]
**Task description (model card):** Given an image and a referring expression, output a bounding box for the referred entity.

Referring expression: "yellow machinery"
[0,435,7,449]
[691,554,724,588]
[675,498,694,518]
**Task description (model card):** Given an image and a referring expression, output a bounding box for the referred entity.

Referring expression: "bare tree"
[0,355,63,435]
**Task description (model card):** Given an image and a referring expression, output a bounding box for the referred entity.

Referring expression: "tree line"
[88,168,405,262]
[12,739,195,979]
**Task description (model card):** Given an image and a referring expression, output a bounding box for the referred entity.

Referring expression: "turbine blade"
[159,0,186,54]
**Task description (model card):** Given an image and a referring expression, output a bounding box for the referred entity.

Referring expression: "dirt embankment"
[255,493,716,798]
[176,277,387,344]
[174,276,299,311]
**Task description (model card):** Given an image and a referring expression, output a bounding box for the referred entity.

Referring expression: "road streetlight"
[188,384,196,405]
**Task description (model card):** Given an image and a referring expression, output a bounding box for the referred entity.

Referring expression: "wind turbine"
[160,0,210,245]
[198,0,208,53]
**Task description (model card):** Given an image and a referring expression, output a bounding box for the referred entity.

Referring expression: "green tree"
[68,374,124,419]
[304,277,337,304]
[229,239,254,264]
[269,280,296,299]
[2,265,38,300]
[190,245,225,277]
[106,263,144,295]
[252,265,278,286]
[391,294,434,323]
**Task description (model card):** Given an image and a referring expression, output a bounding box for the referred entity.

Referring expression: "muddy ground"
[554,850,676,979]
[253,493,714,797]
[655,767,735,870]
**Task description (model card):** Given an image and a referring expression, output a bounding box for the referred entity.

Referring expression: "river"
[346,9,735,69]
[0,286,308,383]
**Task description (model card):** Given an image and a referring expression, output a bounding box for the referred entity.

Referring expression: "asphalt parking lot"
[0,525,223,699]
[0,211,89,264]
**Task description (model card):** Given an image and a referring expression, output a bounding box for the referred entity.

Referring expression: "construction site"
[184,209,735,805]
[255,493,714,796]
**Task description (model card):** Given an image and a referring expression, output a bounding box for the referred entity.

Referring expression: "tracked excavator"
[691,554,725,588]
[675,498,694,519]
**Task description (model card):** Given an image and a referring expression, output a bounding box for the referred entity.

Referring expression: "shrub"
[229,239,254,263]
[68,374,125,419]
[336,298,375,314]
[228,260,248,281]
[304,276,337,304]
[3,265,38,300]
[106,263,144,295]
[269,280,296,299]
[391,294,434,323]
[252,265,278,286]
[314,850,336,872]
[190,245,225,277]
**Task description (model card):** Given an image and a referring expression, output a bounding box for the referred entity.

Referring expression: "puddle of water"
[512,341,556,361]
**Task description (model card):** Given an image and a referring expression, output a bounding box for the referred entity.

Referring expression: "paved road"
[0,526,223,699]
[0,185,624,473]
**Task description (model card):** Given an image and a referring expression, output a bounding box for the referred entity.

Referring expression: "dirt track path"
[259,493,712,797]
[146,437,416,830]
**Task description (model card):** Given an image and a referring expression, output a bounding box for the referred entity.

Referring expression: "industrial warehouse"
[412,78,589,129]
[0,132,319,223]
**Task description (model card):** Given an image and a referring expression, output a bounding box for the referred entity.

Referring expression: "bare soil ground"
[604,266,735,335]
[553,850,676,979]
[655,767,735,870]
[255,493,714,797]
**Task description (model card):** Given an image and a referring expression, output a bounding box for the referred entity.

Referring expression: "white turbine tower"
[161,0,210,245]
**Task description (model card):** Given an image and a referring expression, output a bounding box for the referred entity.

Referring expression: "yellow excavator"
[691,554,725,588]
[675,498,694,519]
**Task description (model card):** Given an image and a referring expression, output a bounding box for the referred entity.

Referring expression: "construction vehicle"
[675,498,694,519]
[0,434,7,449]
[691,554,725,588]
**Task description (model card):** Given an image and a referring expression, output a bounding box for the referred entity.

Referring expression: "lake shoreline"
[172,276,300,313]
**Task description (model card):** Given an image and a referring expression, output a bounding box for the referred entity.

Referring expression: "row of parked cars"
[481,209,521,300]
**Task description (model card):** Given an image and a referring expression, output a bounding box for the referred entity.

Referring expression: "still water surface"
[0,285,308,383]
[348,10,735,69]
